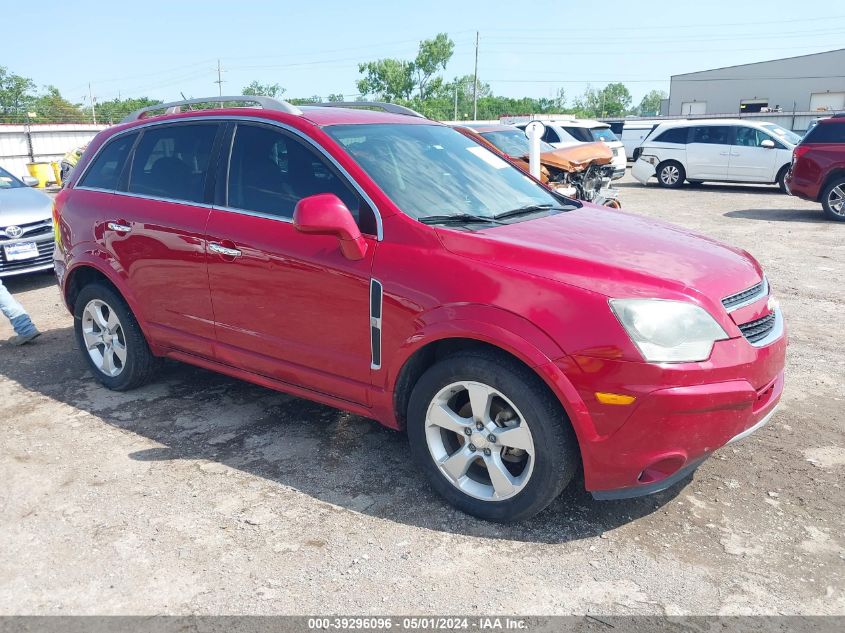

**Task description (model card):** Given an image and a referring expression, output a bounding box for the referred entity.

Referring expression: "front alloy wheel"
[658,162,684,188]
[425,381,535,501]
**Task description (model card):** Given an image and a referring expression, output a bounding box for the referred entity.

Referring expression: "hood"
[538,142,613,172]
[436,206,762,306]
[0,186,53,227]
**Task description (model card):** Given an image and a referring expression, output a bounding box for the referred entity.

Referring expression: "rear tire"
[656,161,685,188]
[821,176,845,222]
[407,349,579,522]
[73,283,160,391]
[776,166,789,193]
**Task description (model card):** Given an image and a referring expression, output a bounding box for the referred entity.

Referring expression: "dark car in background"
[785,113,845,221]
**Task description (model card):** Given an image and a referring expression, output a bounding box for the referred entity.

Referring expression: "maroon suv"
[785,114,845,221]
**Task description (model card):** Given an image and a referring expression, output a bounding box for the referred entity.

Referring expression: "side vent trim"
[370,279,383,370]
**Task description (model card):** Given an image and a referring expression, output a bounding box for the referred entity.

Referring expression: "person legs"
[0,278,39,342]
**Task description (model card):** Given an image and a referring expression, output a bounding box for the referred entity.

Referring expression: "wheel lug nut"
[464,427,472,436]
[483,448,491,456]
[475,422,483,430]
[488,434,496,443]
[468,444,477,452]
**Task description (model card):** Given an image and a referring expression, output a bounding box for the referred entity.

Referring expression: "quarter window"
[541,127,560,143]
[653,127,689,144]
[128,123,218,203]
[226,123,376,234]
[78,133,137,190]
[690,126,731,145]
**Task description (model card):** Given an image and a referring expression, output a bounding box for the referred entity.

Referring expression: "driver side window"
[225,123,377,235]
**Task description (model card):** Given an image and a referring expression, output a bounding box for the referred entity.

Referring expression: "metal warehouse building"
[668,48,845,117]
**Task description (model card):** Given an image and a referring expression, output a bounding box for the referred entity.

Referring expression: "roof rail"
[121,95,303,123]
[317,101,427,119]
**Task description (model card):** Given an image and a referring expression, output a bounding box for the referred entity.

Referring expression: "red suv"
[785,114,845,221]
[53,96,786,522]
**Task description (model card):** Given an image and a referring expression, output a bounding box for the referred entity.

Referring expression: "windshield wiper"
[493,203,576,221]
[419,213,505,226]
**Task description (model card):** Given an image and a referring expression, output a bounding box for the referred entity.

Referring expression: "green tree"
[96,97,162,124]
[327,93,345,102]
[242,81,285,97]
[0,66,37,122]
[31,86,85,123]
[574,83,632,117]
[413,33,454,100]
[637,89,667,116]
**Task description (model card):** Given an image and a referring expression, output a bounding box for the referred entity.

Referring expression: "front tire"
[656,161,685,188]
[776,166,789,193]
[821,177,845,222]
[407,350,579,522]
[73,283,160,391]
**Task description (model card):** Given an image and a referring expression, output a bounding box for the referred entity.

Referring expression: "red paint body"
[53,106,786,496]
[785,117,845,201]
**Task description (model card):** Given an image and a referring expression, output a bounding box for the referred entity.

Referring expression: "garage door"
[810,92,845,112]
[681,101,707,115]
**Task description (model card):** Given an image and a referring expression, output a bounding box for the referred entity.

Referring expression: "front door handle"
[208,242,242,257]
[107,222,131,233]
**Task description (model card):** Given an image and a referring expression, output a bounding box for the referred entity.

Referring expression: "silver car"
[0,166,55,278]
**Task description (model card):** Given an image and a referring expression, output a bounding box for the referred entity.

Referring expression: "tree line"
[1,36,666,124]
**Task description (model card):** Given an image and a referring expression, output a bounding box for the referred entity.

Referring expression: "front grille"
[722,280,765,311]
[0,219,53,242]
[738,312,776,344]
[0,239,54,274]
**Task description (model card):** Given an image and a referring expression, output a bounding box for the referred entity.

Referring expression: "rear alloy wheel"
[657,161,685,188]
[776,166,789,193]
[73,283,160,390]
[821,177,845,222]
[407,351,578,522]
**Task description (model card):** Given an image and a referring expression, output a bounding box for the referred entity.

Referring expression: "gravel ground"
[0,174,843,616]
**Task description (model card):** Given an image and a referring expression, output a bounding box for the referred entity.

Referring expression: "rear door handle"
[208,242,242,257]
[107,222,131,233]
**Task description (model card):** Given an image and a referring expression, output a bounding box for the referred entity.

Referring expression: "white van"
[631,119,800,189]
[618,121,660,160]
[505,117,627,179]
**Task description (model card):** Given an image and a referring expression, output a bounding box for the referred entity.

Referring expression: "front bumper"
[539,324,787,498]
[0,234,55,278]
[631,158,656,184]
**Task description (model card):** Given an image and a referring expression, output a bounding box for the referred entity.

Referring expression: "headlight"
[610,299,728,363]
[641,155,659,166]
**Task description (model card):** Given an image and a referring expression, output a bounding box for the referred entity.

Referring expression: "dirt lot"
[1,174,843,615]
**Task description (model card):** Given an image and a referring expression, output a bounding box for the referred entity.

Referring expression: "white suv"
[510,118,627,180]
[631,119,800,189]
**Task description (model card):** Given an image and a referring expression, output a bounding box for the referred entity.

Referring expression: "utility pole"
[214,59,225,96]
[472,31,479,120]
[88,83,97,125]
[454,81,458,121]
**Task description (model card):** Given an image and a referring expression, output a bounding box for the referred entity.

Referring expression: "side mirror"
[293,193,368,261]
[22,176,39,187]
[760,139,775,149]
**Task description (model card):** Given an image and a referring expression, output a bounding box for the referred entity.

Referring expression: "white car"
[513,119,627,180]
[631,119,800,189]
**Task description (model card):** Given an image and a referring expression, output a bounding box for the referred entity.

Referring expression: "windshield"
[478,129,555,156]
[762,124,801,145]
[0,166,24,189]
[326,124,565,221]
[590,127,619,143]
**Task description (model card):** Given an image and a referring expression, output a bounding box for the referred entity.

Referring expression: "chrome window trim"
[73,115,384,241]
[747,306,784,348]
[111,190,214,209]
[723,277,769,313]
[369,278,383,370]
[212,205,293,224]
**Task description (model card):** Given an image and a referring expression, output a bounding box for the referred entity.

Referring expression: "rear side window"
[653,127,688,144]
[128,123,219,203]
[561,127,594,143]
[541,126,560,143]
[609,121,624,136]
[804,122,845,144]
[78,133,137,190]
[226,123,377,234]
[690,126,731,145]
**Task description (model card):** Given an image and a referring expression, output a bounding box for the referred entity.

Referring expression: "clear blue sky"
[4,0,844,109]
